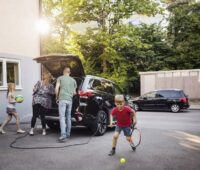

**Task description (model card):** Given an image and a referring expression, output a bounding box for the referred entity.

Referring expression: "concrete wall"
[140,69,200,99]
[0,0,41,122]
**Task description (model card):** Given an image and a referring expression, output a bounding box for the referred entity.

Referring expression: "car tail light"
[79,90,94,98]
[179,97,188,103]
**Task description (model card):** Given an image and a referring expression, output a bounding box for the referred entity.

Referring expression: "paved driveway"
[0,110,200,170]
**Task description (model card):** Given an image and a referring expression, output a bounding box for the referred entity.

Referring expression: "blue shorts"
[115,126,132,136]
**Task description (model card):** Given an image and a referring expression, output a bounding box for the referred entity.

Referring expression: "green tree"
[41,0,164,93]
[167,2,200,69]
[132,24,174,71]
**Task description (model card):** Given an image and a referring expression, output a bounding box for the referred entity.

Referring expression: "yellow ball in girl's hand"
[15,95,24,103]
[120,158,126,164]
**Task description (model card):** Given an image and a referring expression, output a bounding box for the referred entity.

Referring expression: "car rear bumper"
[181,104,190,109]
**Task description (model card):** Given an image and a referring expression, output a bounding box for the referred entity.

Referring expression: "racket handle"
[131,123,136,129]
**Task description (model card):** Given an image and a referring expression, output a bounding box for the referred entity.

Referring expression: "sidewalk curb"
[189,105,200,110]
[189,108,200,110]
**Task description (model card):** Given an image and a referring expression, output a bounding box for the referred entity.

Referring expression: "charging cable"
[9,124,101,150]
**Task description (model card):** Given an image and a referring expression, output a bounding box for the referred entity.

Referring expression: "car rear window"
[159,90,183,98]
[88,79,114,95]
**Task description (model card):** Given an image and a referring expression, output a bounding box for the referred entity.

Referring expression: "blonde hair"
[115,94,125,102]
[7,83,15,97]
[45,72,52,80]
[42,72,52,84]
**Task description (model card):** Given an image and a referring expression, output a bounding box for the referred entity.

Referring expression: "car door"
[140,91,157,110]
[154,91,168,110]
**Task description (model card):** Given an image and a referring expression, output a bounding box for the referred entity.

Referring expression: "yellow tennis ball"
[120,158,126,164]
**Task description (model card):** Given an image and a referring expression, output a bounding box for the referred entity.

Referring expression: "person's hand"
[131,122,136,129]
[56,99,59,104]
[108,121,114,127]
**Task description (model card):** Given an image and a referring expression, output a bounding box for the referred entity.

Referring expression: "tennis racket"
[130,124,141,148]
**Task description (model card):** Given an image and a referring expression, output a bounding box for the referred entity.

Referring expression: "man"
[55,67,77,142]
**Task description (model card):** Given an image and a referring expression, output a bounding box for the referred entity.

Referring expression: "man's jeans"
[58,100,72,138]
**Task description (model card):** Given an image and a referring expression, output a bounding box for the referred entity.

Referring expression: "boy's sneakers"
[0,128,6,134]
[17,129,25,134]
[131,143,136,151]
[108,149,115,156]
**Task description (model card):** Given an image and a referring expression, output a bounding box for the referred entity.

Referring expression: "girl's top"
[7,92,16,109]
[32,81,55,109]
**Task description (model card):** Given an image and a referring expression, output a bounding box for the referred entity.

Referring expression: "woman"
[29,72,54,136]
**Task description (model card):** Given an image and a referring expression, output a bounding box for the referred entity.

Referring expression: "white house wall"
[0,0,40,57]
[0,0,40,122]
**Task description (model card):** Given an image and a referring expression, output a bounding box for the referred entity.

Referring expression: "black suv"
[34,54,122,135]
[129,89,190,113]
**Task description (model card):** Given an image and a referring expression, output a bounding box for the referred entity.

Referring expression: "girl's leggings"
[31,104,47,129]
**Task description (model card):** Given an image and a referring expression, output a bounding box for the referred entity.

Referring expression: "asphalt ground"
[0,109,200,170]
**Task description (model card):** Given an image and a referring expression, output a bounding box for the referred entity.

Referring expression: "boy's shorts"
[115,126,132,136]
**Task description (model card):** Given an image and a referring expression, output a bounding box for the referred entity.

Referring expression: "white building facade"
[0,0,41,122]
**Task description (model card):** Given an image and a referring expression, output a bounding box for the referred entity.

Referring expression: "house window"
[0,58,21,89]
[7,62,19,84]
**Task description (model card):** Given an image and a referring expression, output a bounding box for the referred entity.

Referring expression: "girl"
[0,83,25,134]
[29,72,55,136]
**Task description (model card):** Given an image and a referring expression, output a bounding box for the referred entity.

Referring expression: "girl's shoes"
[17,129,25,134]
[0,128,6,134]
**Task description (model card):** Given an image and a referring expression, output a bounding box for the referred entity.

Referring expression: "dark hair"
[64,66,71,70]
[63,66,71,74]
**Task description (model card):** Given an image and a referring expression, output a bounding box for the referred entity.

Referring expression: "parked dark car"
[129,89,190,113]
[34,54,123,135]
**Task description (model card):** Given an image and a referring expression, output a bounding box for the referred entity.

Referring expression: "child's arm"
[108,114,114,127]
[8,94,16,104]
[108,108,117,127]
[131,110,137,125]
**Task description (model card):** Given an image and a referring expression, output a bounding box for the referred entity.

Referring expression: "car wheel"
[170,104,180,113]
[46,120,60,130]
[92,110,108,136]
[133,103,140,111]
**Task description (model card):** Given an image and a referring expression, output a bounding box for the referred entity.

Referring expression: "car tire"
[133,103,140,111]
[92,110,108,136]
[46,120,60,130]
[170,104,180,113]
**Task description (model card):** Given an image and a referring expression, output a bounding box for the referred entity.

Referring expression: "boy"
[108,94,137,156]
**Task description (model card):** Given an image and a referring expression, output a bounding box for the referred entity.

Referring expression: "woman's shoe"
[17,129,25,134]
[42,130,46,136]
[0,128,6,134]
[29,129,34,136]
